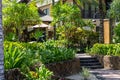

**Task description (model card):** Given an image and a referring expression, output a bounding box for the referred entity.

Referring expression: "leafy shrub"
[43,40,67,48]
[4,40,75,68]
[64,27,98,52]
[4,40,75,79]
[90,43,120,56]
[4,41,43,74]
[26,64,53,80]
[40,47,75,64]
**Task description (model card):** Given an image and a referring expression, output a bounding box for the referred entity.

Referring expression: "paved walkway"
[71,53,120,80]
[90,69,120,80]
[76,53,92,58]
[66,69,120,80]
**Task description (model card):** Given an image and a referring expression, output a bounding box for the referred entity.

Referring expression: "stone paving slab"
[75,54,120,80]
[90,69,120,80]
[66,73,98,80]
[76,53,92,58]
[65,69,120,80]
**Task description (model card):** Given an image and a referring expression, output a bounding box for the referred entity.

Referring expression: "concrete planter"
[95,55,120,70]
[45,58,80,77]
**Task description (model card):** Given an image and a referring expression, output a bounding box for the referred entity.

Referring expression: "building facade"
[38,0,112,19]
[82,0,112,19]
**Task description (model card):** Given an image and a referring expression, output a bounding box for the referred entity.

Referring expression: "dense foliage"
[107,0,120,21]
[40,47,75,64]
[3,1,40,41]
[51,1,83,28]
[66,27,98,46]
[4,40,75,69]
[90,43,120,56]
[113,23,120,43]
[4,42,25,70]
[26,64,53,80]
[57,26,98,52]
[4,40,75,79]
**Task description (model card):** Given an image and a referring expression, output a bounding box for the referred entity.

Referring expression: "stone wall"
[45,58,80,77]
[96,55,120,70]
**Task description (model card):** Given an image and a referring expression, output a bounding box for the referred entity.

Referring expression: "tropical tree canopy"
[3,0,41,41]
[3,1,40,29]
[51,1,84,28]
[107,0,120,21]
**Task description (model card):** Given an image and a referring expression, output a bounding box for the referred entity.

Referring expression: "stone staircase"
[76,54,103,69]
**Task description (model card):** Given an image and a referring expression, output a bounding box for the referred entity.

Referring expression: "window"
[43,8,49,15]
[84,3,89,18]
[83,2,98,18]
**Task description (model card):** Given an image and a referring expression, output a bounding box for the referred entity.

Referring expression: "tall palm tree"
[0,0,5,79]
[99,0,104,43]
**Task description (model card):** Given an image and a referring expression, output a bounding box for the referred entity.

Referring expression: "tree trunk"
[52,0,56,40]
[16,28,21,41]
[110,18,115,43]
[22,27,29,42]
[0,0,5,79]
[99,0,104,43]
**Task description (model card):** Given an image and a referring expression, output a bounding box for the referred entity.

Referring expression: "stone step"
[81,65,103,69]
[80,57,97,60]
[80,60,99,63]
[80,62,101,66]
[80,58,99,63]
[79,56,103,69]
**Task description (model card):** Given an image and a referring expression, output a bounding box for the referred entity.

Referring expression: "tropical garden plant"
[3,0,40,41]
[81,67,90,80]
[51,1,98,52]
[4,40,75,79]
[4,42,25,70]
[26,64,53,80]
[40,47,75,64]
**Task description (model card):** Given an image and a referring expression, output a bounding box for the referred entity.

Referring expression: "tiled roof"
[41,15,53,22]
[36,0,59,7]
